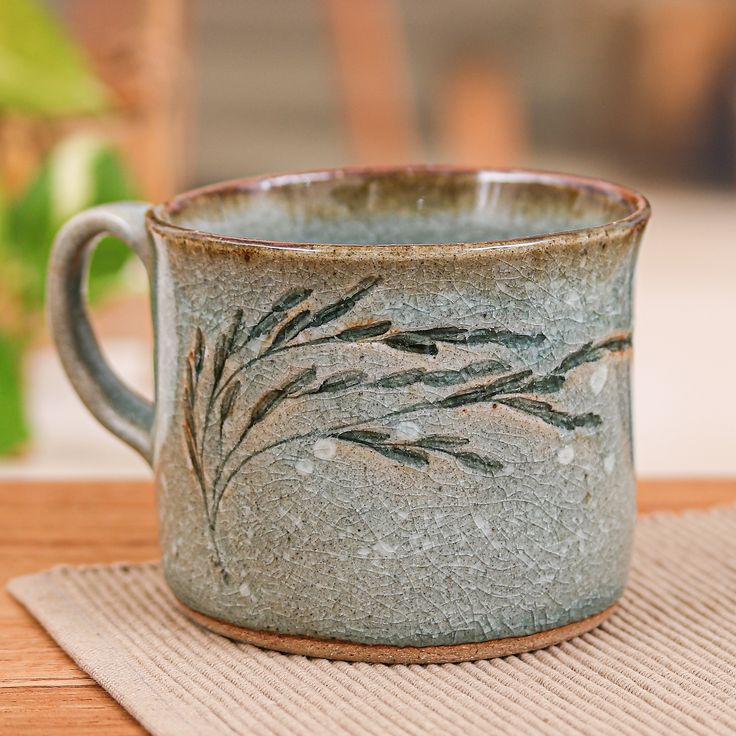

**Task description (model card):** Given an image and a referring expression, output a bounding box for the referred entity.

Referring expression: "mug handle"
[47,202,156,465]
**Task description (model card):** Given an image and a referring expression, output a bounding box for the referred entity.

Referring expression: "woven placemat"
[8,505,736,736]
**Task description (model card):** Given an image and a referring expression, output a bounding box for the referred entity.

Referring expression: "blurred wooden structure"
[324,0,527,167]
[0,0,192,201]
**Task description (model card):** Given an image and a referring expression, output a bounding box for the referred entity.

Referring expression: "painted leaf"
[453,452,502,473]
[383,334,438,356]
[413,435,470,450]
[271,309,312,347]
[186,357,196,409]
[421,369,465,386]
[499,397,601,431]
[522,374,566,394]
[409,326,468,341]
[461,359,511,378]
[283,366,318,396]
[336,321,392,341]
[309,277,380,329]
[225,309,244,352]
[219,381,241,426]
[193,327,205,376]
[272,287,313,313]
[250,311,283,341]
[485,369,534,395]
[314,370,365,394]
[371,368,426,388]
[249,388,286,426]
[598,335,632,353]
[212,334,228,385]
[337,429,391,444]
[371,444,429,469]
[438,385,491,408]
[555,342,596,373]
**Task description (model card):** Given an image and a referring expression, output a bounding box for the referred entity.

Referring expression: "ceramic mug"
[47,166,649,663]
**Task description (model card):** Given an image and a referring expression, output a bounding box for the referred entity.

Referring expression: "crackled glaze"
[47,166,649,654]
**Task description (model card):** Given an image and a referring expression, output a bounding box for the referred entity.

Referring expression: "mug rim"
[147,164,651,254]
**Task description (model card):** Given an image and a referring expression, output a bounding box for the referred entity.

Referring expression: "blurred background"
[0,0,734,479]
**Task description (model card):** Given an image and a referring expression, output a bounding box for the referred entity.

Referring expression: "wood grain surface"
[1,479,734,734]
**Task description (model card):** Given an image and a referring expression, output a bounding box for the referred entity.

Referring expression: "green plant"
[0,0,136,456]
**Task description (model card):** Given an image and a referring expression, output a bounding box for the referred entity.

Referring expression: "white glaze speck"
[558,445,575,465]
[295,458,314,476]
[590,363,608,396]
[313,438,337,460]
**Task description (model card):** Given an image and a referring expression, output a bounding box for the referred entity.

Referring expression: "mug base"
[177,600,617,664]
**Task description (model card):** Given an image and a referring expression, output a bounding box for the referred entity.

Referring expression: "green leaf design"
[212,335,228,386]
[461,359,511,378]
[249,288,313,341]
[225,309,244,352]
[249,388,287,427]
[250,311,284,341]
[337,430,391,444]
[498,397,601,430]
[314,370,365,394]
[409,327,468,341]
[270,309,312,347]
[452,452,503,473]
[336,321,392,341]
[413,435,470,450]
[438,385,491,408]
[421,369,465,386]
[283,366,318,396]
[185,357,196,410]
[219,381,241,427]
[485,369,535,395]
[273,288,313,313]
[520,374,566,394]
[193,328,205,376]
[555,342,596,373]
[308,277,380,329]
[598,335,632,353]
[371,368,426,388]
[383,333,438,356]
[371,444,429,469]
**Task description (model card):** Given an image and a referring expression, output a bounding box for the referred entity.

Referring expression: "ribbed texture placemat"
[9,505,736,736]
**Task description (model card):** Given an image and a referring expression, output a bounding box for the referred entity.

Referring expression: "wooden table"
[1,479,735,734]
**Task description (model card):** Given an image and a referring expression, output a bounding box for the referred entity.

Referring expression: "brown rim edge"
[146,164,650,255]
[178,601,617,664]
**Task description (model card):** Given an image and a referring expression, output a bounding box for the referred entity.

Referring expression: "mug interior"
[155,168,646,247]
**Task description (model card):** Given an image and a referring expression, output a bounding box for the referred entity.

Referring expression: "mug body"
[48,166,649,662]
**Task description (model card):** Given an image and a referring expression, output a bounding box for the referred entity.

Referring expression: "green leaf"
[283,366,318,396]
[336,321,391,341]
[0,330,29,455]
[219,381,241,427]
[421,369,465,386]
[337,430,391,444]
[249,389,286,427]
[371,444,429,469]
[314,370,365,394]
[272,288,313,313]
[453,452,502,473]
[413,435,469,451]
[309,277,380,329]
[270,309,312,347]
[383,333,438,356]
[371,368,426,388]
[461,359,511,378]
[555,342,596,373]
[409,326,468,341]
[498,397,601,431]
[193,328,205,376]
[0,0,108,116]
